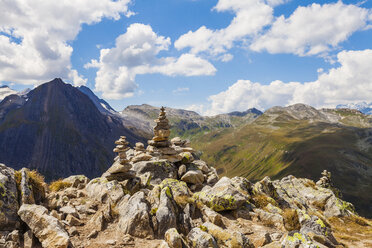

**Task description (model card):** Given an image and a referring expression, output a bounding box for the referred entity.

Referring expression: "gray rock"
[118,191,154,238]
[86,178,125,203]
[0,164,20,230]
[63,175,89,189]
[165,228,183,248]
[131,160,178,186]
[187,227,217,248]
[178,164,187,178]
[156,187,178,237]
[181,170,204,185]
[193,176,249,211]
[18,204,69,248]
[203,222,254,248]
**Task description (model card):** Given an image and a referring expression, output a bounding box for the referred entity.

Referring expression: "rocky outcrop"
[117,191,154,238]
[18,204,69,248]
[0,164,19,231]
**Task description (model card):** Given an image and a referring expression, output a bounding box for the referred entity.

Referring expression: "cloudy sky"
[1,0,372,115]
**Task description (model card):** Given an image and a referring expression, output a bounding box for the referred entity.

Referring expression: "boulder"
[118,191,154,238]
[180,152,194,163]
[193,177,249,211]
[62,175,89,189]
[202,222,254,248]
[102,160,133,181]
[131,160,178,186]
[192,160,209,173]
[0,164,20,230]
[18,204,69,248]
[181,170,204,185]
[165,228,183,248]
[156,187,178,237]
[86,178,125,203]
[159,179,191,206]
[187,227,217,248]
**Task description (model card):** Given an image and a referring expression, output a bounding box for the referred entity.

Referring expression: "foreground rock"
[0,164,19,231]
[18,204,70,248]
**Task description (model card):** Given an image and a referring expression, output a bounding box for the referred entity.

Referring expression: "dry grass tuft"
[28,170,46,191]
[49,179,72,192]
[304,180,317,189]
[252,194,277,208]
[282,208,300,231]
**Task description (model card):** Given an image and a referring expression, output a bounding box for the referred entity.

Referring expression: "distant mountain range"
[337,102,372,115]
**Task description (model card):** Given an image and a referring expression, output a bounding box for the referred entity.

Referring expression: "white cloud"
[0,0,132,86]
[173,87,189,94]
[175,0,274,59]
[87,23,216,99]
[204,49,372,115]
[251,2,371,56]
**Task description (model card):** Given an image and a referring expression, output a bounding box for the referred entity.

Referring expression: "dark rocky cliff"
[0,78,146,180]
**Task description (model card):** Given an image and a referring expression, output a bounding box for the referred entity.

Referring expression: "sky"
[0,0,372,115]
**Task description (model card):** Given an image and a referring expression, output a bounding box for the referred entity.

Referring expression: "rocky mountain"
[0,85,18,101]
[337,102,372,115]
[122,104,262,139]
[0,78,146,180]
[190,104,372,218]
[0,111,371,248]
[77,86,116,115]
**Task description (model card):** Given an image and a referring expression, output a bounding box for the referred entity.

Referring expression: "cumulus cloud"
[0,0,132,86]
[250,2,371,56]
[175,0,274,59]
[204,49,372,115]
[87,23,216,99]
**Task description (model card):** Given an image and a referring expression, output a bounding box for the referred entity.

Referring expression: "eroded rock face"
[18,204,69,248]
[117,191,154,238]
[0,164,20,231]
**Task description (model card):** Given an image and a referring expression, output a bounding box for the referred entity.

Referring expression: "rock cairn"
[113,136,130,165]
[148,106,171,148]
[316,170,332,188]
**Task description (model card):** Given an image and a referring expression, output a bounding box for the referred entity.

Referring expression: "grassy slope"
[190,113,372,217]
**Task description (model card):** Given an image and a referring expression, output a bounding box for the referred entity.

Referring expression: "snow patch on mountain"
[337,102,372,115]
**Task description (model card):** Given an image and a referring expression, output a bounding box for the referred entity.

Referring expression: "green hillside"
[190,106,372,217]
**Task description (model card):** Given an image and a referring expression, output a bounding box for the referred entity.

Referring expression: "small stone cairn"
[113,136,130,164]
[316,170,332,188]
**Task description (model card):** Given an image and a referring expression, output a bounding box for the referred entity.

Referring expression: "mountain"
[337,102,372,115]
[0,78,146,180]
[190,104,372,217]
[78,85,116,115]
[122,104,262,139]
[0,85,17,101]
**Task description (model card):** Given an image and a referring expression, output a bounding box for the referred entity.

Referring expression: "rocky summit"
[0,108,371,248]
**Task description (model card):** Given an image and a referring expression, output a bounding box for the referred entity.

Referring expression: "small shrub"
[49,179,72,192]
[282,208,300,231]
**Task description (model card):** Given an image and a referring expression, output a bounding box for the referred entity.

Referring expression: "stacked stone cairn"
[146,107,182,162]
[316,170,332,188]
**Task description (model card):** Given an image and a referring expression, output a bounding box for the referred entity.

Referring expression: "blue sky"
[1,0,372,115]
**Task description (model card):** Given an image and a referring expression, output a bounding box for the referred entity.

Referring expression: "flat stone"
[181,170,204,185]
